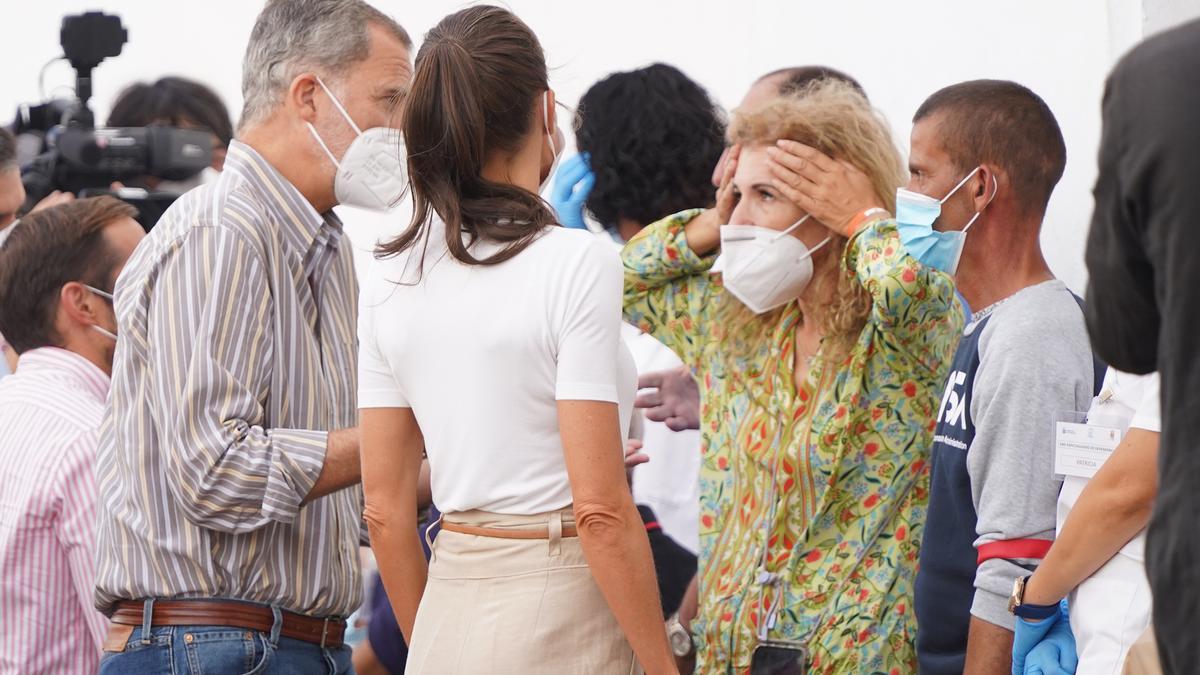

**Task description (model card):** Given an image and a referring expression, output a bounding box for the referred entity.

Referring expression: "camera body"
[15,12,213,229]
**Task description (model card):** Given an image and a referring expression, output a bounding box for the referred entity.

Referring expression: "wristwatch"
[1007,575,1059,620]
[667,613,695,657]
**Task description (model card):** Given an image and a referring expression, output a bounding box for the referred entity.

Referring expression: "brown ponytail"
[377,5,557,267]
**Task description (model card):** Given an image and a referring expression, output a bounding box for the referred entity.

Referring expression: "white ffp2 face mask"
[711,215,831,314]
[306,77,408,212]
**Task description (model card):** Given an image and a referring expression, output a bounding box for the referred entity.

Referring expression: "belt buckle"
[320,617,330,648]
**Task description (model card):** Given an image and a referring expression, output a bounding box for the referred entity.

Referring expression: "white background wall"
[2,0,1192,292]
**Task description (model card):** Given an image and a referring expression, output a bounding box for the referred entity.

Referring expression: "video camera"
[14,12,213,229]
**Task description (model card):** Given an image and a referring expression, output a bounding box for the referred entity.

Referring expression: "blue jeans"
[99,612,352,675]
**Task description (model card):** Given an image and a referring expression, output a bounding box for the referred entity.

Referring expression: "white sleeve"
[554,238,624,403]
[357,266,408,408]
[1129,372,1161,432]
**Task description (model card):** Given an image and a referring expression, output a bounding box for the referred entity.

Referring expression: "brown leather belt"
[110,600,345,648]
[440,520,579,539]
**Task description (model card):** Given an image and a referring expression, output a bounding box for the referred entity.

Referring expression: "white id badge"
[1054,411,1123,479]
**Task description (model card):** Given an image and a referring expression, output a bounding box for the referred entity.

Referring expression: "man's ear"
[58,281,101,329]
[289,72,322,124]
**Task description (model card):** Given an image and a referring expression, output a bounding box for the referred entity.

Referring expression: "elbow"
[363,498,416,544]
[573,497,636,544]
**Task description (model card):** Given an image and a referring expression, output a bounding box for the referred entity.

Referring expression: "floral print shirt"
[622,210,962,674]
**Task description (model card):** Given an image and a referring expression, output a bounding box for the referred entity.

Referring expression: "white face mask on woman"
[711,215,831,314]
[306,76,408,212]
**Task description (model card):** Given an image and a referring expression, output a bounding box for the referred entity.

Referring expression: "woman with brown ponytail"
[357,6,677,674]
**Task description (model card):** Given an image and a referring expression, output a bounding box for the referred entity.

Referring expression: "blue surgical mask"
[896,167,996,275]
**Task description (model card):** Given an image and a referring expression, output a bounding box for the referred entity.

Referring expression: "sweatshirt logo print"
[938,370,969,430]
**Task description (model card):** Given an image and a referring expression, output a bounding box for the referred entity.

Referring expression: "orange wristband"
[842,207,890,238]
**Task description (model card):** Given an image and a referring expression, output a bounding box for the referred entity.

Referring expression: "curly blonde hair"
[713,79,906,370]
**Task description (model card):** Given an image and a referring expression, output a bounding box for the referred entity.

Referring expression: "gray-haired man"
[94,1,411,672]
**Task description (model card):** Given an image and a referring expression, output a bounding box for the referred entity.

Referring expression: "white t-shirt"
[357,218,636,515]
[1057,368,1159,674]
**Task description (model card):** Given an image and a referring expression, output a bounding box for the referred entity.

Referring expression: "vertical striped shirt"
[0,348,109,674]
[94,140,362,618]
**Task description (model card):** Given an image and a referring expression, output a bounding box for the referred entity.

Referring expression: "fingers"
[635,389,664,409]
[549,154,589,200]
[773,140,839,173]
[623,453,650,469]
[715,144,740,223]
[637,370,667,390]
[769,176,818,215]
[570,170,596,204]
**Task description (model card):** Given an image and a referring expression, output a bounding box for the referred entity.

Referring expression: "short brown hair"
[0,196,137,352]
[914,80,1066,217]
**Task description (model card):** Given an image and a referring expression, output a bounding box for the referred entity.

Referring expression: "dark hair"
[575,63,725,232]
[914,79,1066,216]
[108,76,234,147]
[0,196,137,352]
[378,5,554,267]
[759,66,866,100]
[0,127,16,171]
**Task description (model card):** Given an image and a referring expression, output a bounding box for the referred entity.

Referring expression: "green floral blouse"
[622,210,963,674]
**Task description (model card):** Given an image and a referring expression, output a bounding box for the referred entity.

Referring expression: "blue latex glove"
[1013,600,1077,675]
[1024,615,1078,675]
[549,153,595,230]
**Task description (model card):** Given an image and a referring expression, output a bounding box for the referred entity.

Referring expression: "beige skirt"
[405,508,642,675]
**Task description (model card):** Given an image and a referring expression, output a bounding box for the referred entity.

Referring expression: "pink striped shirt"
[0,347,109,674]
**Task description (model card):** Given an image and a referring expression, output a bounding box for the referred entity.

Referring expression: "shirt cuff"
[843,207,891,238]
[262,428,328,523]
[971,558,1020,631]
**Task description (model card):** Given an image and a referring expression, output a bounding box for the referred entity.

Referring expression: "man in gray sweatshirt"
[902,81,1098,675]
[764,78,1097,674]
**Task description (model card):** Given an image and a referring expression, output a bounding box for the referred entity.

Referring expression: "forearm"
[964,616,1013,675]
[577,499,677,674]
[1025,435,1157,605]
[682,208,721,256]
[304,427,361,503]
[366,513,427,643]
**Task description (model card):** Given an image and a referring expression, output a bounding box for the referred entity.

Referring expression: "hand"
[713,144,739,225]
[1022,612,1077,675]
[636,367,701,431]
[549,153,595,230]
[624,439,650,469]
[766,140,885,233]
[30,190,75,213]
[1012,600,1072,675]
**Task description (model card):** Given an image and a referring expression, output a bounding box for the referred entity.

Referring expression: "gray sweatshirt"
[968,280,1096,625]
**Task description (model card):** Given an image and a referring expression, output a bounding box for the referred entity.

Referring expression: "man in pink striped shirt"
[0,196,145,674]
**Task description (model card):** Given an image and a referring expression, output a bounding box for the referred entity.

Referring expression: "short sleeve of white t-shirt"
[357,275,408,408]
[356,224,635,515]
[553,235,625,403]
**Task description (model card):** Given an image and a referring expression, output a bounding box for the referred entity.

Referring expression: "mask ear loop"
[314,76,363,135]
[542,90,557,157]
[769,213,831,258]
[938,166,982,205]
[306,122,342,169]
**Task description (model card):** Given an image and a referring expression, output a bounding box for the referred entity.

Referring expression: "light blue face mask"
[895,167,996,275]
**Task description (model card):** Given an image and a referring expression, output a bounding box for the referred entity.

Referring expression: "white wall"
[0,0,1160,291]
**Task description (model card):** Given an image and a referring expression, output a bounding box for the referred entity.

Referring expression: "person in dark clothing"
[1082,17,1200,674]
